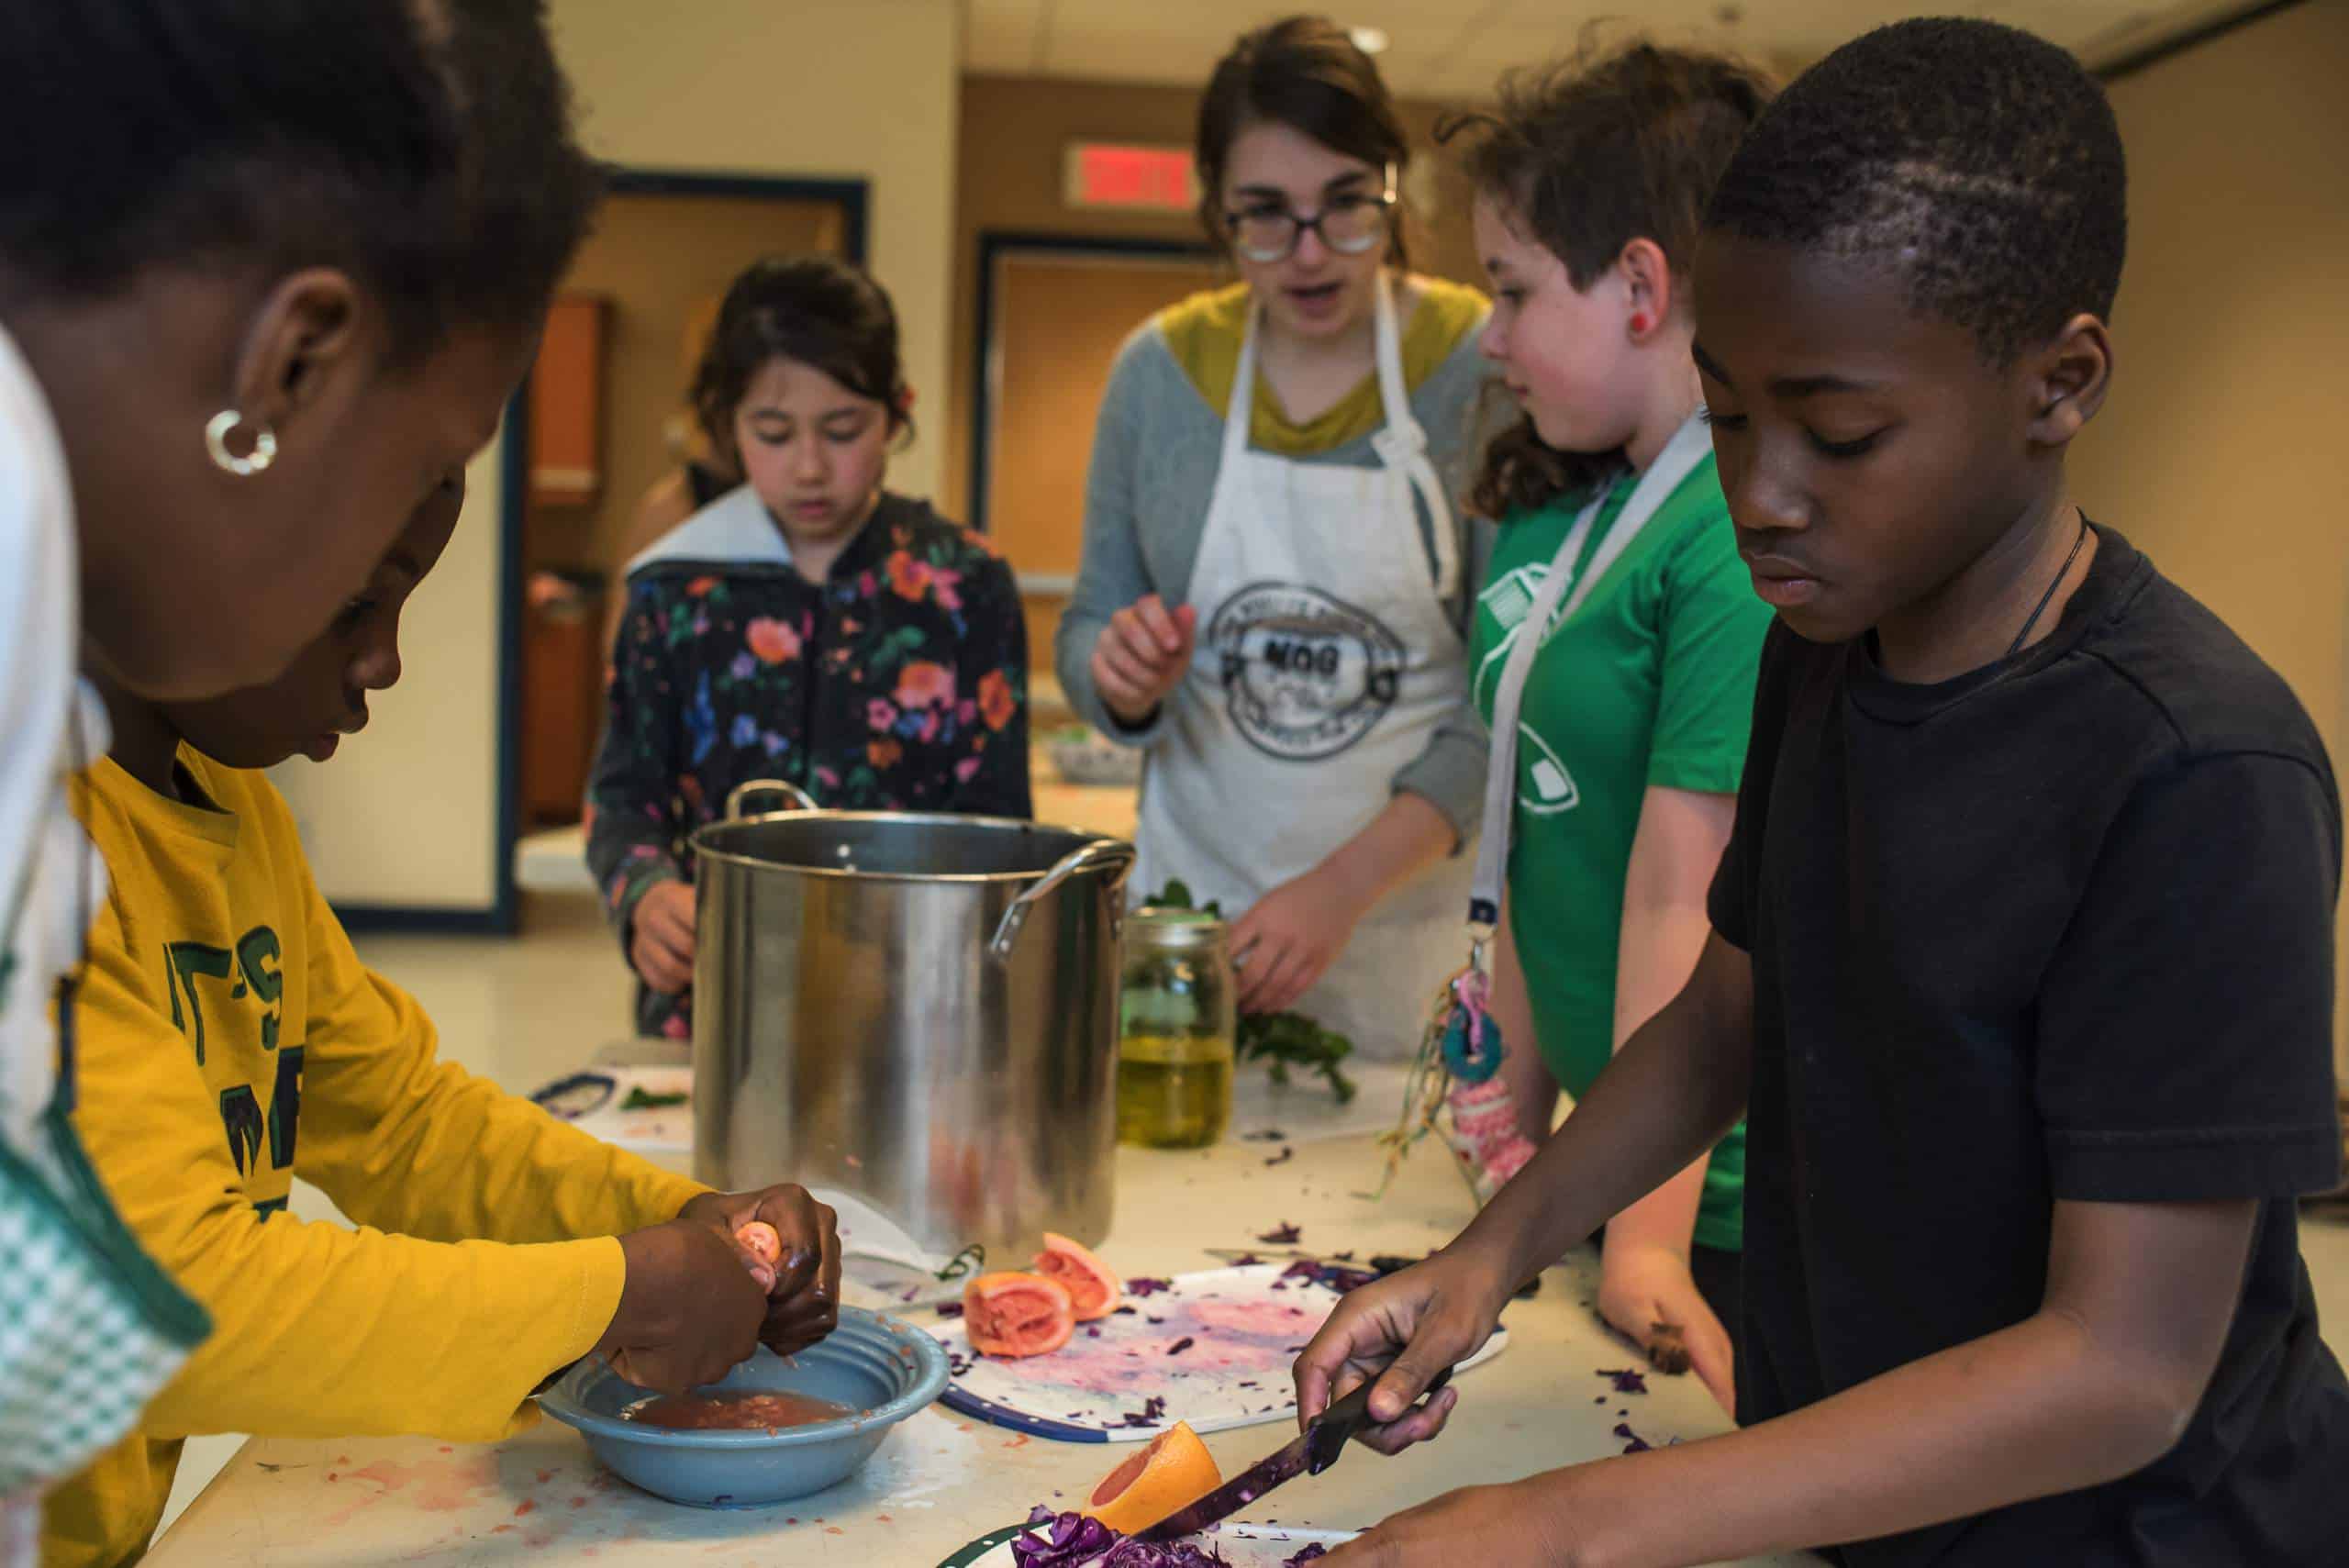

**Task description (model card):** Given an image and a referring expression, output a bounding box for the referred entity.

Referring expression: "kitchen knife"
[1130,1366,1454,1544]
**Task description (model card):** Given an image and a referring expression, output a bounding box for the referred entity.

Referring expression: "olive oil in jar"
[1117,1032,1237,1149]
[1117,907,1238,1150]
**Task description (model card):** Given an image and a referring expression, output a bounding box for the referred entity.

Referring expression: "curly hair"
[0,0,599,367]
[1442,40,1774,520]
[1704,17,2126,365]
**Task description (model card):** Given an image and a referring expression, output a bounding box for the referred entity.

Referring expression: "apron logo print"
[1208,582,1407,762]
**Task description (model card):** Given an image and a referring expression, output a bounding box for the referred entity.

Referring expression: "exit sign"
[1063,142,1199,214]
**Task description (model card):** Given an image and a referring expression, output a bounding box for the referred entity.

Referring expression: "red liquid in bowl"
[622,1390,856,1431]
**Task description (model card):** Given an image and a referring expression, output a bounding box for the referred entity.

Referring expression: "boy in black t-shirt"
[1294,18,2349,1567]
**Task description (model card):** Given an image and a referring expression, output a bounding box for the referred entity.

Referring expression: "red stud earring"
[1630,312,1652,335]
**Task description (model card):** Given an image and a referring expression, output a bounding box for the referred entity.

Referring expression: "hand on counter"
[598,1218,768,1393]
[1598,1241,1735,1417]
[1317,1475,1579,1567]
[1292,1244,1512,1455]
[1231,864,1372,1016]
[630,881,696,995]
[679,1184,844,1357]
[1091,594,1197,728]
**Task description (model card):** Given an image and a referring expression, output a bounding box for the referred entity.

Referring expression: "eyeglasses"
[1223,164,1397,263]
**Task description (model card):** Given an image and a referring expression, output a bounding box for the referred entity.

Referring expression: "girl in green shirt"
[1451,45,1775,1415]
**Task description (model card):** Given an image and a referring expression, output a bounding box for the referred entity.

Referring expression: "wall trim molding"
[2095,0,2306,82]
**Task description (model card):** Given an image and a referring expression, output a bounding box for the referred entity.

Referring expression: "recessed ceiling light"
[1350,25,1390,54]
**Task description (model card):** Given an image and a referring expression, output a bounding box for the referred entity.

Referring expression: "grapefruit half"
[1033,1232,1124,1322]
[963,1271,1076,1358]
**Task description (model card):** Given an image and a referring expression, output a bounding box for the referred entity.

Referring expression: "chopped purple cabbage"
[1127,1278,1174,1298]
[1596,1367,1648,1395]
[1257,1221,1302,1245]
[1008,1509,1329,1568]
[1008,1508,1230,1567]
[1277,1259,1378,1295]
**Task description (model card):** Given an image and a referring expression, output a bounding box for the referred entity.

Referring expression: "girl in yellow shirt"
[46,477,841,1568]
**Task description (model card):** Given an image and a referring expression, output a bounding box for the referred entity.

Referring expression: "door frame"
[338,168,869,935]
[966,231,1219,553]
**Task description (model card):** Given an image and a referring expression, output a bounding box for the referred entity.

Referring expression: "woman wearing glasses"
[1058,15,1490,1058]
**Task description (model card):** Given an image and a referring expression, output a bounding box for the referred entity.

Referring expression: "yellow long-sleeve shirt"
[43,751,708,1568]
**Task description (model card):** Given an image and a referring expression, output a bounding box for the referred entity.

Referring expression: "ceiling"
[963,0,2259,96]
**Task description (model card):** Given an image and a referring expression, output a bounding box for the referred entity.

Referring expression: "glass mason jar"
[1116,906,1239,1149]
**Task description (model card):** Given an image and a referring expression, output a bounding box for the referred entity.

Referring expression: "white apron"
[1134,274,1471,1061]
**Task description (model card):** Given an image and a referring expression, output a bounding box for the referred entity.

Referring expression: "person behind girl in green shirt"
[1452,43,1774,1414]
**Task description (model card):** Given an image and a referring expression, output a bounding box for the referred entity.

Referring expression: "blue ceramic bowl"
[536,1306,948,1508]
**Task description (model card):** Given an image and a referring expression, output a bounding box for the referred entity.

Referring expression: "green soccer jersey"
[1470,457,1767,1251]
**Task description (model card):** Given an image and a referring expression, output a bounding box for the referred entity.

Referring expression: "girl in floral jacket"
[586,257,1030,1039]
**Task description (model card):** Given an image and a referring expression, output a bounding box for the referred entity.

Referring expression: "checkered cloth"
[0,1108,207,1496]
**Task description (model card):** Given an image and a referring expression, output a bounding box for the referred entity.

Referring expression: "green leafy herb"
[1237,1009,1357,1105]
[1152,878,1221,918]
[619,1086,689,1110]
[1143,882,1356,1104]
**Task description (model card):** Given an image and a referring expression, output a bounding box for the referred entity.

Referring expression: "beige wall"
[295,0,963,910]
[2072,0,2349,1069]
[553,0,961,503]
[271,439,507,909]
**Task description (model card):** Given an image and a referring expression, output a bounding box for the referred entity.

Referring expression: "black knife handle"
[1306,1364,1454,1474]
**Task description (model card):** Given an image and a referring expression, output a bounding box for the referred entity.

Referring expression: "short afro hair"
[0,0,599,366]
[1704,17,2126,364]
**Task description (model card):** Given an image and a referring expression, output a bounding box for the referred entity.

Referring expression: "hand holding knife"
[1132,1367,1457,1544]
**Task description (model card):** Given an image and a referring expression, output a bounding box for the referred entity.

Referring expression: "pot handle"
[986,838,1137,966]
[725,778,819,818]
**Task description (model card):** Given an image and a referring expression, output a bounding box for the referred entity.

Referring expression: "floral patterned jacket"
[584,487,1031,1038]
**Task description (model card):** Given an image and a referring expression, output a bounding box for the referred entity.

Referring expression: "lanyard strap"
[1467,412,1715,929]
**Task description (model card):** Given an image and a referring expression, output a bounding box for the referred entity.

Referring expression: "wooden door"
[981,248,1225,688]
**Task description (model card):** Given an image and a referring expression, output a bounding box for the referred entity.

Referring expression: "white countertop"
[148,1130,1816,1568]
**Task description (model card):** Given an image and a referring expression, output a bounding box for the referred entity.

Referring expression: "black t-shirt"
[1708,525,2349,1565]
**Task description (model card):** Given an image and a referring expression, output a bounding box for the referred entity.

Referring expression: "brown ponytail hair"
[1442,39,1773,519]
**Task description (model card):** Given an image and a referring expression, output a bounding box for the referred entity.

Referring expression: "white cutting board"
[926,1262,1506,1442]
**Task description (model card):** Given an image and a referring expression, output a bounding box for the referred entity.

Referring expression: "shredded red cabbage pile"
[1277,1259,1379,1295]
[1009,1509,1329,1568]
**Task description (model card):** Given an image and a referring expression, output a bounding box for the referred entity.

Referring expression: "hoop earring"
[205,410,278,477]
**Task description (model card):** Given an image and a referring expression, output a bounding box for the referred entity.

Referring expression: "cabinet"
[529,294,609,510]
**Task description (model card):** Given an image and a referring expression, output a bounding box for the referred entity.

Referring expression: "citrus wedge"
[1033,1232,1124,1322]
[1078,1420,1223,1533]
[963,1271,1075,1358]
